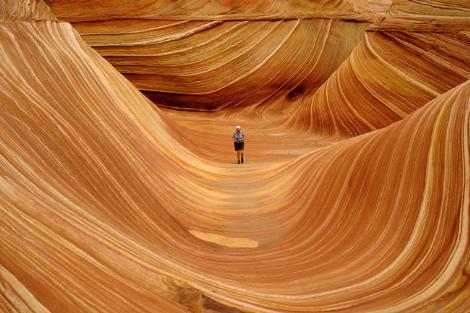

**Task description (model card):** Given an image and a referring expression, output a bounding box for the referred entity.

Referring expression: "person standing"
[232,125,245,164]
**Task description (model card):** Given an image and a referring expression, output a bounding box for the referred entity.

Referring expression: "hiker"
[232,125,245,164]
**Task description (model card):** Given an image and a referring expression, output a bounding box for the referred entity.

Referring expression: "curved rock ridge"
[1,0,470,312]
[288,30,470,136]
[48,0,371,22]
[74,19,366,111]
[47,0,470,123]
[69,18,469,131]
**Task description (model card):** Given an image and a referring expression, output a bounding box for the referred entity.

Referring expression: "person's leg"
[234,142,239,163]
[241,150,244,163]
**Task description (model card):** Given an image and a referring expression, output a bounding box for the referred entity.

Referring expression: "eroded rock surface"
[1,1,469,312]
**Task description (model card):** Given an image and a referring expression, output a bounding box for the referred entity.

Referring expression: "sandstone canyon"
[1,0,469,312]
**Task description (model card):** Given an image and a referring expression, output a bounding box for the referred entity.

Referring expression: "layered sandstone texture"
[1,0,470,312]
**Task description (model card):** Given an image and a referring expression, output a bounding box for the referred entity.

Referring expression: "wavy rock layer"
[1,0,470,313]
[390,0,470,17]
[0,0,56,21]
[289,30,470,136]
[48,0,369,21]
[49,0,470,129]
[74,19,366,111]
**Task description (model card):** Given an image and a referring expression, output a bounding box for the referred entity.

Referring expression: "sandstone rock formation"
[47,0,371,21]
[1,0,469,312]
[48,0,470,120]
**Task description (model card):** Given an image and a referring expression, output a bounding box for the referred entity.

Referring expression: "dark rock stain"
[174,284,249,313]
[287,85,305,101]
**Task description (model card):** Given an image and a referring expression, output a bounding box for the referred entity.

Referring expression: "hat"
[235,125,241,130]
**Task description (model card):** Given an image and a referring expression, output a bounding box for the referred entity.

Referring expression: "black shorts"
[234,141,244,151]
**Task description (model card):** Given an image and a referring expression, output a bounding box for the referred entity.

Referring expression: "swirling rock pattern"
[48,0,470,119]
[0,0,56,22]
[59,18,366,112]
[289,30,470,136]
[1,0,470,313]
[48,0,370,21]
[390,0,470,17]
